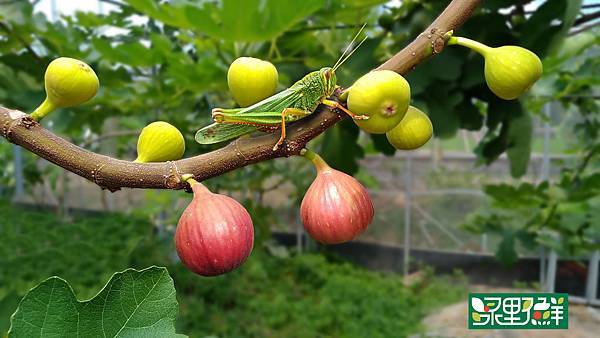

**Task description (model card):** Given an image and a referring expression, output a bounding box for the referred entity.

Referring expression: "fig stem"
[30,98,56,121]
[447,36,492,56]
[300,149,331,172]
[339,88,350,102]
[180,174,212,193]
[181,174,199,186]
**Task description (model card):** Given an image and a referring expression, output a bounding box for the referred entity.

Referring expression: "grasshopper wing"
[195,85,309,145]
[195,123,257,144]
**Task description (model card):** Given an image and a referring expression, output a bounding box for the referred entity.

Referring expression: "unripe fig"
[347,70,411,134]
[386,106,432,150]
[300,150,374,244]
[448,37,542,100]
[135,121,185,163]
[31,57,99,121]
[175,176,254,276]
[227,57,278,107]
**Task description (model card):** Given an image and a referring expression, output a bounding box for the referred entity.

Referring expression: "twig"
[0,21,41,61]
[569,22,600,35]
[288,24,372,34]
[574,11,600,26]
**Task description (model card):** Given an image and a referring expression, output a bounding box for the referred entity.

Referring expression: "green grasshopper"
[195,29,369,151]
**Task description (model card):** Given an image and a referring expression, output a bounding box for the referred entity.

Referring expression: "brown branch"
[0,0,481,192]
[574,11,600,26]
[569,22,600,36]
[0,21,41,61]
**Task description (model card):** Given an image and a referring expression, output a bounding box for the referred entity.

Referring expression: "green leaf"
[0,292,19,336]
[127,0,325,42]
[523,299,532,310]
[320,119,364,175]
[9,267,185,338]
[522,0,582,56]
[506,112,533,178]
[370,133,396,156]
[496,232,518,267]
[425,88,463,138]
[484,182,546,209]
[472,312,481,322]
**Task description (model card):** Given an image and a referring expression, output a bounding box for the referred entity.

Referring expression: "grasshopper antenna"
[332,23,367,70]
[333,35,368,72]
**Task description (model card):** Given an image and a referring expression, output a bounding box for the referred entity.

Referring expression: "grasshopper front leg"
[322,99,369,120]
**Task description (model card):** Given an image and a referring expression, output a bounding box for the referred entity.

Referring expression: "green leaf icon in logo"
[558,297,564,304]
[543,311,550,319]
[472,312,481,322]
[523,299,532,310]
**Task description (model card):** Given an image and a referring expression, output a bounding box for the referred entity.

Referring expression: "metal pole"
[585,251,599,303]
[540,103,555,291]
[296,221,303,253]
[403,153,412,277]
[12,146,24,201]
[539,248,546,289]
[481,233,487,253]
[546,250,557,292]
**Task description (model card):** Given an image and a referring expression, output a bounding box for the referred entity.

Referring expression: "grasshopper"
[195,28,369,151]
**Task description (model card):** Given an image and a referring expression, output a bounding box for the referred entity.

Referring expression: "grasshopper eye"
[324,69,332,80]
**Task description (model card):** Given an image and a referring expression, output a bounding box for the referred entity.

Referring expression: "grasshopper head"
[320,67,337,96]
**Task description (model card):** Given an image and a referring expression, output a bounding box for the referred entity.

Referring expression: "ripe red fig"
[175,176,254,276]
[300,150,374,244]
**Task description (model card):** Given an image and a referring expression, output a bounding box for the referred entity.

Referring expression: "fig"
[385,106,433,150]
[175,175,254,276]
[31,57,99,121]
[347,70,411,134]
[135,121,185,163]
[448,37,542,100]
[227,57,278,107]
[300,149,374,244]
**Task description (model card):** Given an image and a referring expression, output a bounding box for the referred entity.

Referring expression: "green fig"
[135,121,185,163]
[347,70,411,134]
[227,57,278,107]
[31,57,99,121]
[385,106,433,150]
[448,37,542,100]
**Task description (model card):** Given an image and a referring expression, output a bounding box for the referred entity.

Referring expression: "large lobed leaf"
[9,267,185,338]
[126,0,325,42]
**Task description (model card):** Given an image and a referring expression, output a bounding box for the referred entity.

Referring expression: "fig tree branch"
[0,0,481,192]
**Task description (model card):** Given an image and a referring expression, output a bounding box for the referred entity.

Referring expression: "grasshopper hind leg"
[273,108,311,151]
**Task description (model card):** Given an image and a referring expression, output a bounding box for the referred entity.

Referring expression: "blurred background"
[0,0,598,337]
